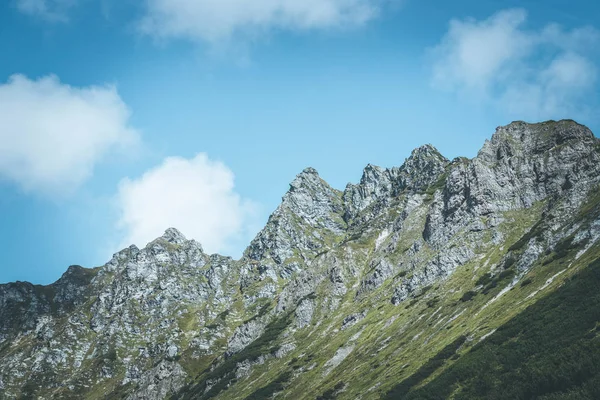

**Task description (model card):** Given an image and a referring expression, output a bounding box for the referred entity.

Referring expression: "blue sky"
[0,0,599,284]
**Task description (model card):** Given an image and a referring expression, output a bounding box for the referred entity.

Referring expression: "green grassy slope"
[387,254,600,400]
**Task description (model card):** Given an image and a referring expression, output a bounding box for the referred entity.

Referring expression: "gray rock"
[126,361,186,400]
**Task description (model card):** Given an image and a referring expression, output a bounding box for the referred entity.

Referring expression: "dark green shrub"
[521,278,533,287]
[476,273,493,286]
[460,291,477,302]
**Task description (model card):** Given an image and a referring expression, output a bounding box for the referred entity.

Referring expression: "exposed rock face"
[126,361,187,400]
[424,120,599,248]
[1,120,600,400]
[246,167,346,266]
[343,144,449,223]
[0,265,98,345]
[227,318,267,355]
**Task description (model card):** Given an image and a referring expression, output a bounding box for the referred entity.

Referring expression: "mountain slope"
[1,120,599,400]
[389,254,600,400]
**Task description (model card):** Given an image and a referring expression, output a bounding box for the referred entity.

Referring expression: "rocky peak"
[295,166,319,178]
[285,168,333,201]
[407,144,443,160]
[343,145,449,221]
[50,265,98,313]
[158,227,189,246]
[479,120,597,163]
[396,144,449,192]
[357,164,396,197]
[360,164,387,184]
[245,168,346,265]
[56,265,94,282]
[424,120,600,248]
[500,119,593,142]
[342,164,395,220]
[280,167,345,226]
[53,264,98,291]
[473,120,599,197]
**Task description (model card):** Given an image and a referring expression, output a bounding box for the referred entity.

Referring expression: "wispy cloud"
[14,0,77,22]
[116,153,257,254]
[430,9,600,121]
[14,0,398,50]
[0,74,138,197]
[138,0,389,44]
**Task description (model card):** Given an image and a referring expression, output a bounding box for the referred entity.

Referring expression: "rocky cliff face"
[1,120,600,400]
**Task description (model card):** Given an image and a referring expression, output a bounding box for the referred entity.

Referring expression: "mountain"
[1,120,600,399]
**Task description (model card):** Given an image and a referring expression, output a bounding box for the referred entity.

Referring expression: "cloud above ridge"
[430,8,600,120]
[116,153,257,254]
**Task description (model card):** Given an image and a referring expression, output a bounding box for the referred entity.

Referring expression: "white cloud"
[138,0,387,43]
[15,0,395,47]
[431,9,600,120]
[116,153,257,254]
[0,74,138,196]
[15,0,76,22]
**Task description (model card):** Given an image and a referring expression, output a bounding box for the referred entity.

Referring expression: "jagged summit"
[299,166,319,176]
[341,144,449,221]
[397,143,449,192]
[286,166,328,194]
[283,167,342,210]
[501,119,594,142]
[479,120,597,161]
[476,120,599,168]
[247,165,346,264]
[350,145,447,193]
[355,163,390,192]
[61,120,600,274]
[499,119,593,136]
[407,143,444,159]
[286,144,448,218]
[160,227,188,245]
[359,163,387,181]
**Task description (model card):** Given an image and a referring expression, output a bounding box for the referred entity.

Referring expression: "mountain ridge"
[1,119,600,399]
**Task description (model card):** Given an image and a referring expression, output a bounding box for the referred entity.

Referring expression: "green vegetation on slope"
[384,335,467,399]
[244,371,292,400]
[176,310,293,400]
[386,257,600,400]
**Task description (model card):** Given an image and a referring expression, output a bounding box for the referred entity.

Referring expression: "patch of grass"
[217,310,230,320]
[244,371,292,400]
[244,301,272,324]
[405,298,419,309]
[384,335,467,399]
[502,255,517,270]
